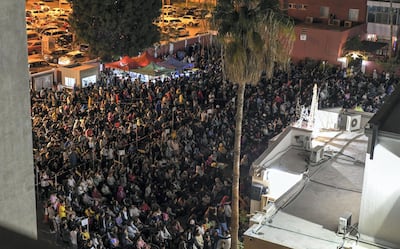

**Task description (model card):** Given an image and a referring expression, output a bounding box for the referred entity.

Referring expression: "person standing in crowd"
[32,43,396,249]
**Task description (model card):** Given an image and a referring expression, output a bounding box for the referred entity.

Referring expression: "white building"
[244,92,400,248]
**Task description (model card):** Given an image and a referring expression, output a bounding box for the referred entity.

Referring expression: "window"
[65,77,76,88]
[349,9,359,22]
[288,3,296,9]
[367,12,376,23]
[320,6,329,18]
[297,4,308,10]
[82,75,96,88]
[376,12,389,24]
[367,5,398,24]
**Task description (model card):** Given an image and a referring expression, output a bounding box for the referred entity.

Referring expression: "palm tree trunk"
[231,82,245,249]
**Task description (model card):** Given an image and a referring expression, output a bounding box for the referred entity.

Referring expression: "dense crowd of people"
[32,43,397,249]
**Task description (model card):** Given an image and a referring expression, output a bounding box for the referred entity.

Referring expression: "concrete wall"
[359,137,400,248]
[292,24,367,65]
[244,235,291,249]
[0,0,37,239]
[146,34,215,58]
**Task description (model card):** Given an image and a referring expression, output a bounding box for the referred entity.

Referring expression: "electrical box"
[250,184,268,201]
[338,212,352,234]
[310,145,324,163]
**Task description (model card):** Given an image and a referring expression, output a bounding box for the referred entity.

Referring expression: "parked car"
[162,5,177,12]
[59,0,71,8]
[179,15,200,27]
[153,17,168,27]
[38,26,59,36]
[162,10,177,18]
[26,25,37,33]
[26,11,34,22]
[44,48,70,63]
[58,50,87,66]
[79,44,90,52]
[32,1,45,9]
[27,40,42,55]
[42,29,69,39]
[47,8,65,17]
[163,17,183,27]
[170,26,189,37]
[56,16,70,24]
[28,58,55,74]
[27,31,40,41]
[194,9,209,19]
[57,34,74,48]
[26,9,47,19]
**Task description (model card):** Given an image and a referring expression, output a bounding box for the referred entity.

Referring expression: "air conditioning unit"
[338,212,352,234]
[344,20,352,28]
[346,115,361,132]
[310,145,324,163]
[305,16,313,24]
[333,19,341,26]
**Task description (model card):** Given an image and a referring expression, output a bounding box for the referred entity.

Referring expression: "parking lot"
[25,0,212,68]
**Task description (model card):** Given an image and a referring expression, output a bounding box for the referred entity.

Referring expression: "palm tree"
[212,0,295,248]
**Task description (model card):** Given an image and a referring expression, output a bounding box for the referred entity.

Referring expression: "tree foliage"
[213,0,294,82]
[69,0,161,60]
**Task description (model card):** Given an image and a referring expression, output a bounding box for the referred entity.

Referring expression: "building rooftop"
[245,118,395,248]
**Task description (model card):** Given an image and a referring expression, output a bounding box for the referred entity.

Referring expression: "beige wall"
[0,0,37,239]
[359,138,400,248]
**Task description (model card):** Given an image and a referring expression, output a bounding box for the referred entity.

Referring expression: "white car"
[179,15,200,27]
[38,26,59,36]
[27,9,47,19]
[28,58,55,74]
[163,17,183,27]
[59,0,71,8]
[170,26,189,37]
[162,5,177,11]
[47,8,65,17]
[58,50,87,66]
[32,1,50,12]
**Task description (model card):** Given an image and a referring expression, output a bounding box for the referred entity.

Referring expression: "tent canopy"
[105,51,161,71]
[132,51,162,68]
[104,56,139,71]
[157,55,193,71]
[131,62,174,76]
